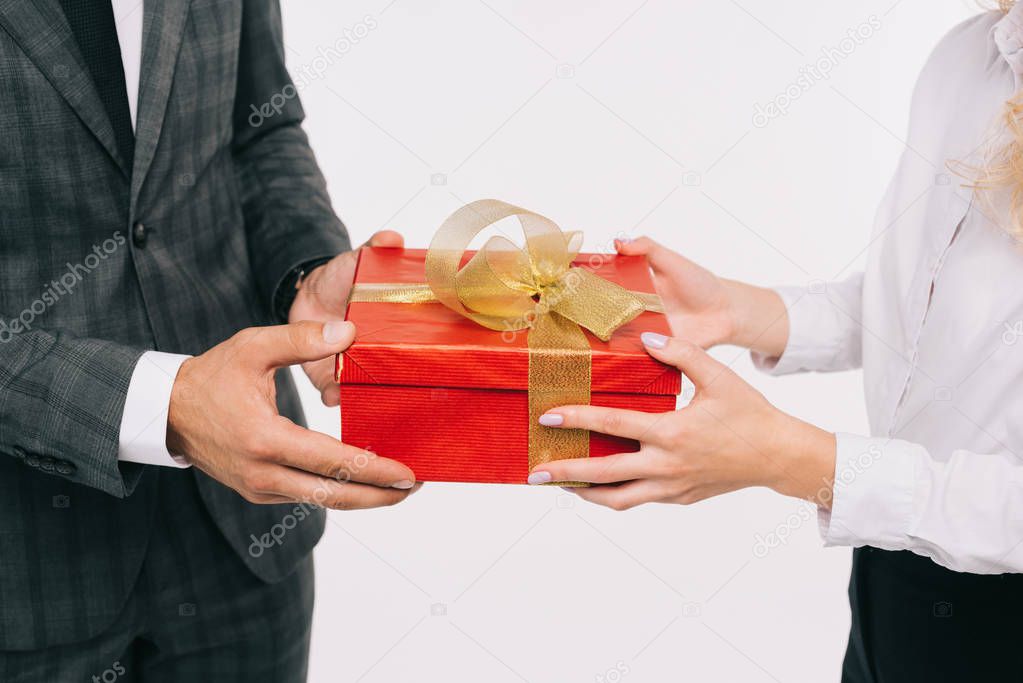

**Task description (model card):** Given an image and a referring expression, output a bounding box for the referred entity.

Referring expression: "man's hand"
[289,231,404,406]
[167,320,420,510]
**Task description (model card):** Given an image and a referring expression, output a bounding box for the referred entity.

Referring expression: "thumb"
[365,230,404,249]
[640,332,731,389]
[616,237,693,275]
[244,320,357,370]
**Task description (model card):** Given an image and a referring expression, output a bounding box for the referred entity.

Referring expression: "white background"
[278,1,981,681]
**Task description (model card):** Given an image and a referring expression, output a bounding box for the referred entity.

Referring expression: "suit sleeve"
[0,326,148,498]
[232,0,351,320]
[751,272,865,375]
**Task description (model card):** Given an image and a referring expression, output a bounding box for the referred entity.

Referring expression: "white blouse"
[757,7,1023,574]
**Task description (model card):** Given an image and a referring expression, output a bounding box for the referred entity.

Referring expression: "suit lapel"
[0,0,130,177]
[132,0,192,207]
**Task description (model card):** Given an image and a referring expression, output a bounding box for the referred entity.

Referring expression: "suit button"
[24,454,40,468]
[39,456,55,472]
[56,461,76,476]
[132,221,148,248]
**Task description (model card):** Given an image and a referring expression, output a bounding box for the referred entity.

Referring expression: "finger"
[244,492,296,505]
[320,383,341,407]
[300,358,342,407]
[640,334,733,389]
[242,320,356,370]
[616,236,697,276]
[614,235,652,255]
[569,480,669,511]
[301,356,337,395]
[365,230,404,249]
[265,467,420,510]
[538,404,664,441]
[528,451,656,485]
[270,419,416,488]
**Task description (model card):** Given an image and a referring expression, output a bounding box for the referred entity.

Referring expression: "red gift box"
[337,246,681,484]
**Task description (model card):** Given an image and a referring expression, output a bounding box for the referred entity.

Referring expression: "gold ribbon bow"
[350,199,663,478]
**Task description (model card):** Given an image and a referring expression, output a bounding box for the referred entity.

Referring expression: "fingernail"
[619,236,634,244]
[323,320,351,344]
[641,331,669,349]
[392,479,415,490]
[539,413,564,427]
[527,471,552,485]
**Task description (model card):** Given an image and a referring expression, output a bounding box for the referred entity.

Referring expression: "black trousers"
[842,547,1023,682]
[0,470,315,682]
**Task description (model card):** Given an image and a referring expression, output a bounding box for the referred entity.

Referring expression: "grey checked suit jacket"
[0,0,348,650]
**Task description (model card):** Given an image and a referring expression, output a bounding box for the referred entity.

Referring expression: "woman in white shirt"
[527,3,1023,680]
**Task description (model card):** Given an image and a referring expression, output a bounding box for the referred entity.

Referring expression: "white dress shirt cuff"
[817,433,916,551]
[751,275,864,375]
[118,351,192,468]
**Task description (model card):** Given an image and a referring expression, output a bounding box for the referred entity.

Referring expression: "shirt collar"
[994,3,1023,76]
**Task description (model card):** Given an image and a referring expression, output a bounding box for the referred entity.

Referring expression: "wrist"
[165,358,196,460]
[286,263,328,324]
[281,259,332,323]
[719,279,748,346]
[721,280,789,357]
[764,413,836,506]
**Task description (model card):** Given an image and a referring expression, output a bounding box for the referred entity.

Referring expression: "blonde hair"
[969,0,1023,237]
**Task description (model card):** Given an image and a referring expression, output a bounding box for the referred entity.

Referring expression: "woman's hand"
[616,237,734,348]
[526,332,836,510]
[617,237,789,357]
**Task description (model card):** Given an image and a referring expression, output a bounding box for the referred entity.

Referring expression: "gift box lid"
[339,247,681,396]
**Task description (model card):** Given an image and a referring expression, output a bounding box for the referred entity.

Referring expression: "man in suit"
[0,1,418,680]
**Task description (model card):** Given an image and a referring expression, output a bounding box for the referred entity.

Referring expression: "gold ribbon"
[350,199,663,481]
